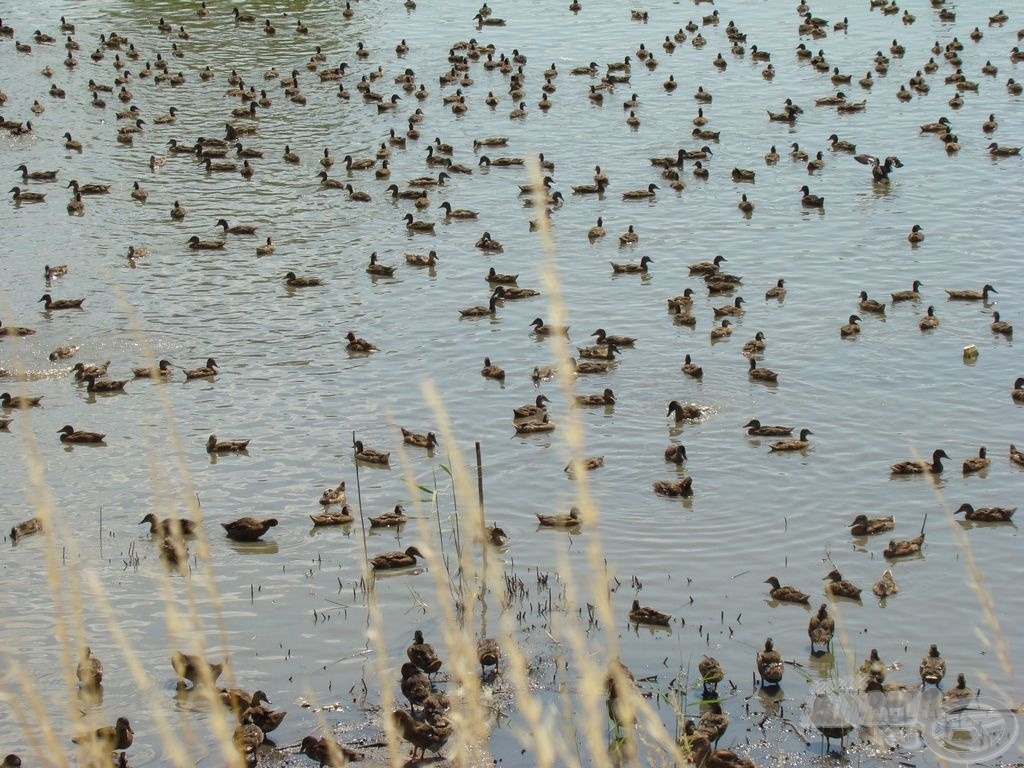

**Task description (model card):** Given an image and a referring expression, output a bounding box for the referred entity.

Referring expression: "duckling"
[918,305,940,330]
[954,502,1015,522]
[757,638,784,686]
[207,434,250,453]
[945,284,997,301]
[765,576,809,604]
[808,603,834,651]
[57,425,105,443]
[769,428,813,451]
[610,255,653,274]
[184,357,218,379]
[372,545,426,570]
[890,448,949,475]
[345,331,378,353]
[629,599,670,626]
[840,314,861,337]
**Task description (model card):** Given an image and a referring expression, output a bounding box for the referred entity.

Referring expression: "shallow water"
[1,0,1023,765]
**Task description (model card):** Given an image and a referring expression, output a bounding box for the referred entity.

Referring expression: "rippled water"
[2,0,1023,765]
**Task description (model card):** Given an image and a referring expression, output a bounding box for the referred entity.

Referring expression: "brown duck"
[808,604,834,649]
[139,513,197,536]
[221,517,277,541]
[823,569,862,599]
[765,576,809,604]
[407,629,443,674]
[919,644,946,686]
[536,506,582,528]
[372,546,425,570]
[207,434,250,453]
[756,638,784,685]
[954,502,1015,522]
[769,429,813,451]
[72,717,133,750]
[849,514,895,536]
[653,477,693,497]
[890,449,949,475]
[310,507,354,526]
[370,504,408,528]
[629,599,670,626]
[172,650,223,686]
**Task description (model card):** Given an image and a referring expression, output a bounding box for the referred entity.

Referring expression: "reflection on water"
[2,0,1023,764]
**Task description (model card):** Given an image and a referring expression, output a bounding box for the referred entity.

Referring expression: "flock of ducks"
[2,0,1023,765]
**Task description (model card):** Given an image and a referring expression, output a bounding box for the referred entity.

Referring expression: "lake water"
[2,0,1022,765]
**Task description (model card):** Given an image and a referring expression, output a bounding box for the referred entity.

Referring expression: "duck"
[756,638,784,685]
[372,546,426,570]
[738,194,754,214]
[16,164,58,182]
[76,646,103,689]
[945,284,997,301]
[139,513,197,536]
[808,604,835,650]
[9,187,46,203]
[66,192,85,214]
[1013,378,1024,403]
[710,320,733,340]
[800,185,824,208]
[299,736,364,767]
[954,503,1015,522]
[481,357,505,380]
[748,358,778,382]
[827,133,856,153]
[765,576,809,604]
[401,427,438,449]
[681,355,703,379]
[530,317,568,337]
[438,201,478,219]
[962,447,990,474]
[392,709,451,760]
[317,481,346,507]
[221,517,277,541]
[10,517,42,541]
[485,524,509,547]
[346,331,378,353]
[207,434,250,453]
[714,297,745,317]
[668,400,702,421]
[242,701,286,733]
[170,200,187,220]
[216,219,256,235]
[891,280,923,302]
[574,389,615,407]
[1012,444,1024,467]
[477,637,501,677]
[610,255,653,274]
[0,318,35,337]
[184,357,218,379]
[890,448,949,475]
[918,305,940,330]
[57,424,105,443]
[652,477,693,497]
[71,361,110,380]
[920,645,946,686]
[186,236,226,251]
[406,250,438,267]
[823,569,862,599]
[536,507,582,528]
[872,569,898,597]
[769,429,813,451]
[513,395,549,419]
[83,374,127,393]
[72,717,133,751]
[49,345,76,361]
[353,440,389,464]
[309,507,354,526]
[884,532,924,558]
[475,232,504,252]
[514,415,556,434]
[400,661,431,713]
[62,132,82,151]
[742,332,768,356]
[988,142,1021,157]
[283,271,322,288]
[991,312,1013,337]
[618,225,639,245]
[403,213,435,233]
[370,504,409,528]
[622,183,658,200]
[629,599,670,626]
[742,419,791,437]
[849,514,895,536]
[689,254,726,275]
[839,315,861,337]
[171,650,224,686]
[459,290,502,318]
